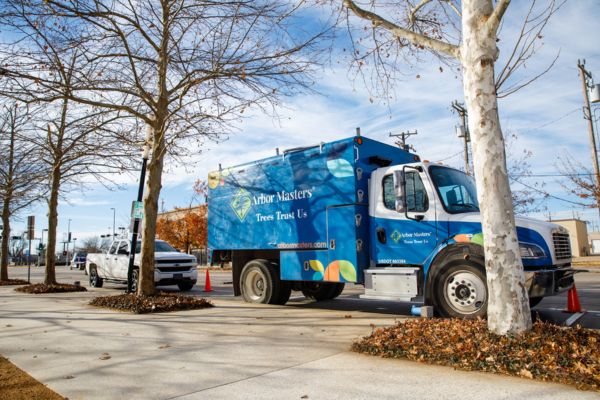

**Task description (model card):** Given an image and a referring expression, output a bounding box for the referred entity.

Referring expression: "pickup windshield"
[132,241,177,254]
[429,166,479,214]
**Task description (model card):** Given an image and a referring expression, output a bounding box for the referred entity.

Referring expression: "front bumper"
[154,268,198,286]
[525,267,576,298]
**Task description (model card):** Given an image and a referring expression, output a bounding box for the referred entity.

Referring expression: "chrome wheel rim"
[444,270,486,315]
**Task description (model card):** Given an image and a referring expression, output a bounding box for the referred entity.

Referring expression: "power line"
[512,177,590,207]
[510,173,593,178]
[519,108,579,132]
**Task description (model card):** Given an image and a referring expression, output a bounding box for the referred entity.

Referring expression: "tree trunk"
[0,198,10,281]
[44,166,61,285]
[461,0,532,335]
[138,124,165,296]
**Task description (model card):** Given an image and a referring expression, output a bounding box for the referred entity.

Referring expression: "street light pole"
[67,219,71,269]
[127,129,151,293]
[111,207,116,238]
[577,60,600,219]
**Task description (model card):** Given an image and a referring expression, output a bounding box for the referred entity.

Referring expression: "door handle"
[376,228,386,244]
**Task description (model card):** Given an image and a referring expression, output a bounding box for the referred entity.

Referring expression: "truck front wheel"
[240,259,290,305]
[434,262,487,319]
[89,267,103,288]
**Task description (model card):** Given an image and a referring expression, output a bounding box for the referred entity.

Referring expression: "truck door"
[371,167,438,265]
[103,241,119,279]
[112,241,130,279]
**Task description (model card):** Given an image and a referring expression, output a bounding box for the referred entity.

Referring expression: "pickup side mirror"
[117,249,129,255]
[393,170,406,213]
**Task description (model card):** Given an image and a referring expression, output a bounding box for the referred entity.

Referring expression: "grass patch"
[352,318,599,391]
[15,283,87,294]
[0,279,29,286]
[0,356,66,400]
[89,292,213,314]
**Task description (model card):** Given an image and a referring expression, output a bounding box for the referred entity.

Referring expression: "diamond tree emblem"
[230,189,252,221]
[390,230,401,243]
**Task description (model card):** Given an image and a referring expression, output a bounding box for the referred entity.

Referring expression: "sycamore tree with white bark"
[339,0,561,335]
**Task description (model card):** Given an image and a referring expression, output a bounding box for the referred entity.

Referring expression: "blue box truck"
[208,135,575,318]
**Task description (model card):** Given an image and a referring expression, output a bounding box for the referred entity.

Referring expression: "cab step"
[359,267,419,301]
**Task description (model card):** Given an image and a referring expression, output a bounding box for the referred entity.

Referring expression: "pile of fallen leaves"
[89,292,213,314]
[352,318,599,391]
[15,283,87,294]
[0,279,29,286]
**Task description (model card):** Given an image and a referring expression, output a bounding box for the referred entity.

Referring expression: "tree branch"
[342,0,460,59]
[486,0,511,34]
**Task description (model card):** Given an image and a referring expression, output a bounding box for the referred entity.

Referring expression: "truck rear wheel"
[434,261,487,319]
[240,259,290,305]
[301,282,342,301]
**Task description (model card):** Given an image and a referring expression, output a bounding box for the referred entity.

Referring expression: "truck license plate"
[173,273,183,279]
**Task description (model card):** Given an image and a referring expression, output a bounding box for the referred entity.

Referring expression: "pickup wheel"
[433,261,487,319]
[131,269,139,293]
[529,297,544,308]
[178,282,195,292]
[240,259,288,305]
[89,267,103,288]
[301,282,337,301]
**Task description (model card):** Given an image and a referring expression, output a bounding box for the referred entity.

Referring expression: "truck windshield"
[133,241,177,254]
[429,166,479,214]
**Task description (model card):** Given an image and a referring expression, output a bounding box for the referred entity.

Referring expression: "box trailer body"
[208,136,575,317]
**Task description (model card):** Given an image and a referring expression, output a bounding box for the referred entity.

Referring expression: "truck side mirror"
[393,170,406,213]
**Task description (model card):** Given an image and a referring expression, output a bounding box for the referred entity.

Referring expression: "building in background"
[552,219,589,257]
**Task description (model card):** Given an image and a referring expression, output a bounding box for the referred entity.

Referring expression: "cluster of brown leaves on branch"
[352,318,599,391]
[156,206,207,254]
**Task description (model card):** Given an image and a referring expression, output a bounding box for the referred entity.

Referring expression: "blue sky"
[8,0,600,242]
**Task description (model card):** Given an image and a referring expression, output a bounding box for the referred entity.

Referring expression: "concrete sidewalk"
[0,284,597,399]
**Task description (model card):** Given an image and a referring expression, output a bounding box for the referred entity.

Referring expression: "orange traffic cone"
[566,284,582,313]
[203,268,213,293]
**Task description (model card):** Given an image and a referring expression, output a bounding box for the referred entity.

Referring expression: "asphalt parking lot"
[9,264,600,329]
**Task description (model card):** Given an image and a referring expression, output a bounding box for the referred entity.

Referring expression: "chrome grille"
[552,233,572,260]
[157,266,193,272]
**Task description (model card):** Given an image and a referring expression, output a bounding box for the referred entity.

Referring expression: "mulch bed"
[15,283,87,294]
[89,292,214,314]
[352,318,599,391]
[0,356,66,400]
[0,279,29,286]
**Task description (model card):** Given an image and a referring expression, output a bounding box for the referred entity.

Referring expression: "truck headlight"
[519,243,545,259]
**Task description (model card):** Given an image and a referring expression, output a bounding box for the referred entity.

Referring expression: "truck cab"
[366,162,573,317]
[208,135,574,318]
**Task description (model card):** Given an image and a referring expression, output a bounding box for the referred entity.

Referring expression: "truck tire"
[240,259,288,305]
[301,282,337,301]
[433,260,487,319]
[89,267,103,288]
[329,283,345,299]
[529,297,543,308]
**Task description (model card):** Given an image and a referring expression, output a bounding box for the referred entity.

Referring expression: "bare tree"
[340,0,562,335]
[0,6,136,285]
[79,236,103,253]
[0,102,44,281]
[2,0,324,295]
[557,154,600,211]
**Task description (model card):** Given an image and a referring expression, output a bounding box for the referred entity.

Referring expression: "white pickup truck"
[86,238,198,291]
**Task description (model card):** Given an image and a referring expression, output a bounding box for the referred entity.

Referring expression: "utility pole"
[451,101,471,175]
[578,60,600,219]
[389,131,417,152]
